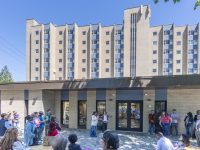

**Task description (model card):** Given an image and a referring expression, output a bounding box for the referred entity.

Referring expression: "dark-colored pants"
[171,123,178,136]
[38,127,44,141]
[162,123,170,136]
[103,122,107,132]
[186,124,193,138]
[149,123,155,134]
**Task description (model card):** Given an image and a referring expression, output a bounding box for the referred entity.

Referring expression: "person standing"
[0,113,12,137]
[184,112,194,138]
[90,112,98,137]
[48,116,61,136]
[148,110,156,135]
[102,112,108,132]
[24,115,35,147]
[13,111,20,128]
[160,112,171,136]
[38,111,45,142]
[45,109,52,136]
[33,112,40,145]
[171,109,180,136]
[195,115,200,147]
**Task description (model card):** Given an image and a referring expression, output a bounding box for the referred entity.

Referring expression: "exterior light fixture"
[9,97,14,105]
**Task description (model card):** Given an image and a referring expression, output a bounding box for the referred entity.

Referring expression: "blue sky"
[0,0,199,81]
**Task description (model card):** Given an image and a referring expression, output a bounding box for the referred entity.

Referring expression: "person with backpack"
[195,115,200,147]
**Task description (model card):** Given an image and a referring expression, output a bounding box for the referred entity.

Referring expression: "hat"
[39,111,44,115]
[1,113,7,118]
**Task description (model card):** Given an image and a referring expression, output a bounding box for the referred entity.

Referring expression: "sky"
[0,0,200,82]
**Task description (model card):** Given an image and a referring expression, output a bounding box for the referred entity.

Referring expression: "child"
[68,134,82,150]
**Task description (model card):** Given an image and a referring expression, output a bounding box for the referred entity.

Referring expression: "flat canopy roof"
[1,75,200,90]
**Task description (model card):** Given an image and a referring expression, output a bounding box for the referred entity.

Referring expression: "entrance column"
[86,90,96,129]
[69,90,78,129]
[106,89,116,130]
[143,89,155,133]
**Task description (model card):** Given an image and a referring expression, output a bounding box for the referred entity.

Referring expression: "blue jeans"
[162,123,170,136]
[186,124,193,138]
[90,126,97,137]
[149,123,155,134]
[38,127,44,141]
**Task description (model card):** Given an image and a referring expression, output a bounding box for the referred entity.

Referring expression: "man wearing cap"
[170,109,180,136]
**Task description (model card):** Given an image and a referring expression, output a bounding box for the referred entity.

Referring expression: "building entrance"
[116,101,143,131]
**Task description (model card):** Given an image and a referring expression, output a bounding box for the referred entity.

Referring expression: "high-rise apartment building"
[26,5,200,81]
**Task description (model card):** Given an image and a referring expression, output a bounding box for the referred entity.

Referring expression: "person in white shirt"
[195,115,200,147]
[156,132,175,150]
[103,112,108,132]
[90,112,98,137]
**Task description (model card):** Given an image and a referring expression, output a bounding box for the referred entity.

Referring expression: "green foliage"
[0,66,13,83]
[153,0,200,10]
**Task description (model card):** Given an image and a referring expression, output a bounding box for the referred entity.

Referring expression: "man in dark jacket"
[0,113,11,136]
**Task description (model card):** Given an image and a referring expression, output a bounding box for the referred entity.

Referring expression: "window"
[153,69,157,72]
[68,30,73,34]
[177,50,181,54]
[164,40,170,45]
[59,41,62,44]
[82,68,86,72]
[92,40,97,44]
[96,101,106,116]
[44,67,49,71]
[106,31,110,35]
[82,41,86,44]
[177,32,181,36]
[61,101,69,126]
[106,59,109,63]
[189,40,194,45]
[44,49,49,53]
[189,30,194,35]
[164,30,170,35]
[35,31,39,35]
[153,32,157,36]
[59,59,62,63]
[59,31,63,35]
[82,49,86,53]
[164,49,169,54]
[35,49,39,53]
[92,30,97,34]
[105,68,109,72]
[82,31,86,35]
[35,59,39,63]
[153,41,157,45]
[176,60,181,64]
[35,67,39,71]
[106,50,109,54]
[36,40,39,44]
[59,77,62,80]
[59,49,62,53]
[35,77,39,81]
[153,60,157,64]
[177,41,181,45]
[176,69,181,73]
[44,30,49,34]
[44,58,49,62]
[82,59,86,63]
[59,68,62,72]
[106,41,110,45]
[44,39,48,44]
[153,50,157,54]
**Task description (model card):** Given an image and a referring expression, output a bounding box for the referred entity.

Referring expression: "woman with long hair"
[48,116,61,136]
[0,128,25,150]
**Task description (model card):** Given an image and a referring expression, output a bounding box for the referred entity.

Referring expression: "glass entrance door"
[117,101,143,131]
[78,101,87,129]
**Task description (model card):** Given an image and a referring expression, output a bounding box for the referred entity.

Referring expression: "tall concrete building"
[26,5,200,81]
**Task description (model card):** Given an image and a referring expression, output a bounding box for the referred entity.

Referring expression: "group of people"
[0,111,20,137]
[90,111,109,137]
[149,109,200,148]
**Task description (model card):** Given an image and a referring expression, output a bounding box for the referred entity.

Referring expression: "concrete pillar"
[106,89,116,130]
[55,91,61,124]
[143,89,155,133]
[69,90,78,128]
[86,90,96,129]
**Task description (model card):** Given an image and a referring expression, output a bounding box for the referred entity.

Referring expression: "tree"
[0,66,13,83]
[153,0,200,10]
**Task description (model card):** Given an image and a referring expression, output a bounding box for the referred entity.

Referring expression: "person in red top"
[160,112,171,136]
[48,116,61,136]
[148,110,156,135]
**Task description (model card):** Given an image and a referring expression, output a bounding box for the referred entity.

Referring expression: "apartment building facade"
[26,5,200,81]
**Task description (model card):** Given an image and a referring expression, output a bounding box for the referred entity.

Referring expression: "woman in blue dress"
[24,115,35,147]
